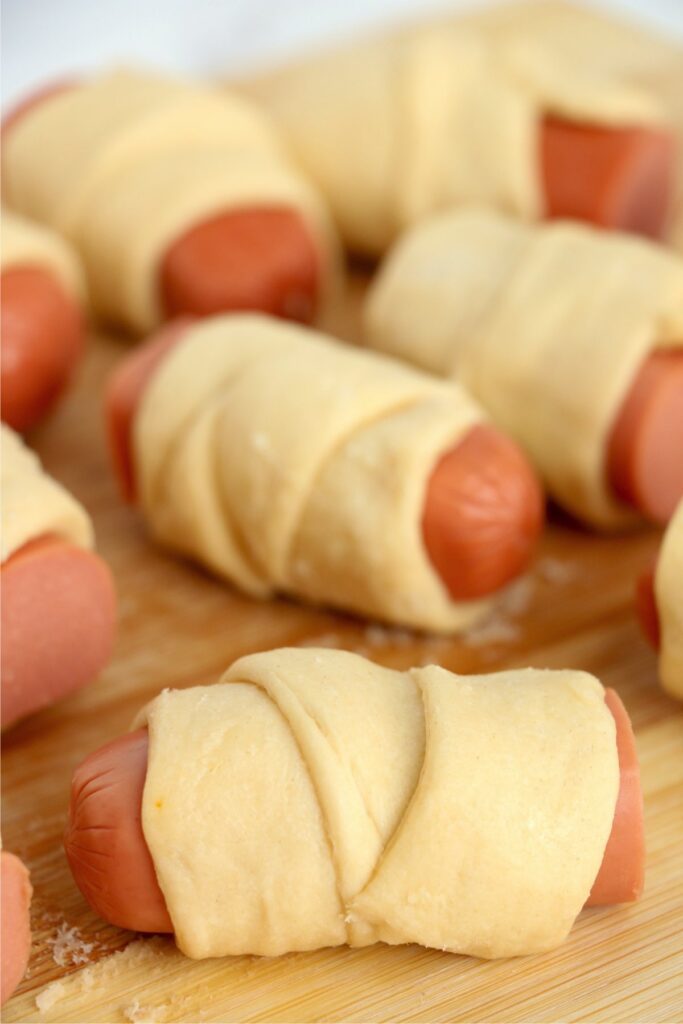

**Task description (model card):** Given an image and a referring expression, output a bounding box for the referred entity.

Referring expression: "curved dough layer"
[247,24,663,254]
[365,209,683,528]
[656,501,683,699]
[1,425,92,562]
[464,0,683,255]
[133,314,487,632]
[1,209,85,301]
[2,70,338,332]
[136,648,619,960]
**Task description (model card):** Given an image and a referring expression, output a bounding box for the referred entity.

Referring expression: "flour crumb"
[462,616,519,649]
[299,633,342,649]
[123,1000,169,1023]
[251,431,272,454]
[36,980,67,1013]
[50,922,95,967]
[536,556,577,585]
[364,623,414,647]
[499,575,535,617]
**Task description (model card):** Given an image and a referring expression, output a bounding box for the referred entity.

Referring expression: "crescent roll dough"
[133,314,490,632]
[1,425,92,562]
[656,501,683,700]
[135,647,619,960]
[463,0,683,255]
[1,209,85,302]
[365,208,683,528]
[247,24,663,255]
[2,70,337,333]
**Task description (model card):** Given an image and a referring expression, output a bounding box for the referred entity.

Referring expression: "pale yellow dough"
[1,209,85,302]
[463,0,683,256]
[656,501,683,700]
[365,209,683,528]
[1,425,92,563]
[2,70,338,333]
[137,647,619,960]
[247,20,663,255]
[133,314,490,632]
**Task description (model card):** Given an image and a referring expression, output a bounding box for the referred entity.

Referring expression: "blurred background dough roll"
[2,70,338,332]
[365,208,683,528]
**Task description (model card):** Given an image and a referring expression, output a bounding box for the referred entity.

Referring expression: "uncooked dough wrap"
[2,70,338,332]
[460,0,683,256]
[365,208,683,528]
[135,647,619,960]
[246,22,663,255]
[1,425,93,562]
[656,501,683,700]
[133,313,491,632]
[1,209,85,302]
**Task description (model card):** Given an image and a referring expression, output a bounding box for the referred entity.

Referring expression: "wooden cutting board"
[3,266,683,1023]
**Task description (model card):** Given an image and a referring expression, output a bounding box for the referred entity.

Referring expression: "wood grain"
[3,278,683,1022]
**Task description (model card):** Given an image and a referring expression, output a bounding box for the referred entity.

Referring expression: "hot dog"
[587,689,644,905]
[2,81,673,348]
[63,687,644,935]
[366,208,683,530]
[1,265,85,433]
[541,116,675,240]
[0,851,32,1006]
[104,316,679,603]
[606,350,683,525]
[105,321,544,602]
[1,536,117,730]
[160,208,320,321]
[2,80,323,330]
[636,503,683,700]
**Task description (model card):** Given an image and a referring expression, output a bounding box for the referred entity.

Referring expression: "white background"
[3,0,683,109]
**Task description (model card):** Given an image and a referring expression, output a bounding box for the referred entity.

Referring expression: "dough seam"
[349,672,428,908]
[282,392,454,589]
[232,674,349,934]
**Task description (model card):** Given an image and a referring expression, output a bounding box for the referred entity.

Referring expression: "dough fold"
[247,23,663,255]
[1,425,93,562]
[2,70,338,332]
[365,208,683,528]
[461,0,683,256]
[133,314,488,632]
[1,209,85,302]
[656,501,683,700]
[137,648,619,960]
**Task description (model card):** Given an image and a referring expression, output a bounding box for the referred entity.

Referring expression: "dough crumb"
[300,632,342,649]
[123,999,169,1023]
[462,614,519,649]
[499,575,535,618]
[363,623,414,647]
[461,575,534,650]
[35,981,67,1013]
[34,938,173,1018]
[49,922,95,966]
[536,556,578,585]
